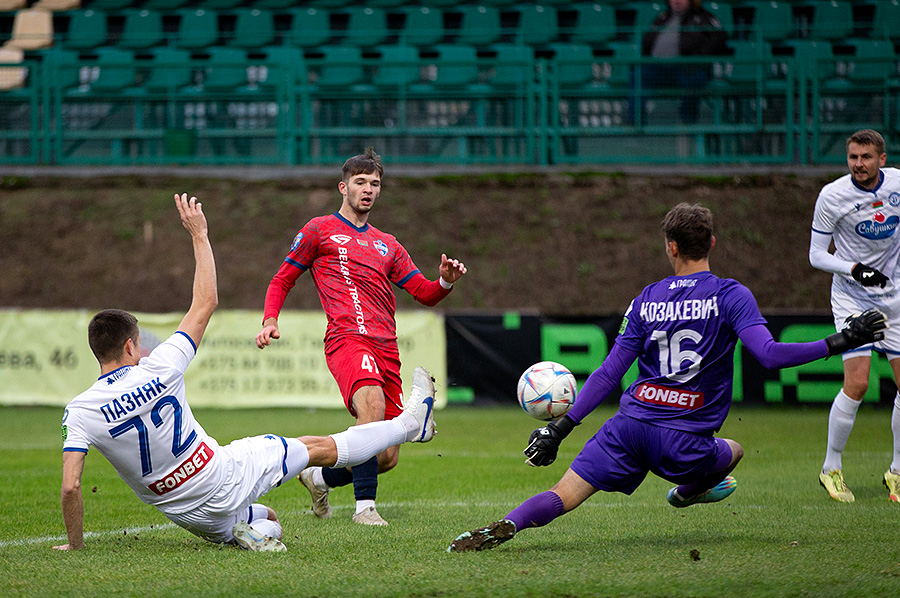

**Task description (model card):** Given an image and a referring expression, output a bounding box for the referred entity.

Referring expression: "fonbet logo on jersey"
[330,234,352,245]
[856,214,900,240]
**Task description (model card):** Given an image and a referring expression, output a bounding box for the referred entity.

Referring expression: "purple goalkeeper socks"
[676,438,734,499]
[505,490,565,532]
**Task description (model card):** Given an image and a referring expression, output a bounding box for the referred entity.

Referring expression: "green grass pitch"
[1,404,899,597]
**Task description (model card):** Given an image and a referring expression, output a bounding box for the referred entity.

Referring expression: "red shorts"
[325,337,404,419]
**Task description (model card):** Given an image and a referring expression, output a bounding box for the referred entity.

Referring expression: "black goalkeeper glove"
[825,308,888,356]
[851,263,889,288]
[524,415,578,467]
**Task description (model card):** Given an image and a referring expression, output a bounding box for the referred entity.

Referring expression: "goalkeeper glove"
[524,415,578,467]
[825,308,888,356]
[851,263,889,288]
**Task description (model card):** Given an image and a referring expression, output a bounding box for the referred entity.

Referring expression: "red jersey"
[263,212,451,350]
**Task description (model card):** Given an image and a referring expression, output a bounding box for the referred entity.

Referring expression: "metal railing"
[1,52,897,166]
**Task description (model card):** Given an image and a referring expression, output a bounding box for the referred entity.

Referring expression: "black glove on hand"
[524,415,578,467]
[851,263,889,288]
[825,308,888,356]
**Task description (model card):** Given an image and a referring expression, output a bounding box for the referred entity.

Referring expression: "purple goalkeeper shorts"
[570,412,723,495]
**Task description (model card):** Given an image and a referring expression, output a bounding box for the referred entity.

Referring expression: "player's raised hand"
[174,193,208,239]
[825,308,889,356]
[851,263,889,288]
[439,254,467,285]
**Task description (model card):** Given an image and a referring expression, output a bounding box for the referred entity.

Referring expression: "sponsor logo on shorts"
[635,383,704,409]
[148,442,213,496]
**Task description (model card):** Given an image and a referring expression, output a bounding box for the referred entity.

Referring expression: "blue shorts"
[570,412,722,495]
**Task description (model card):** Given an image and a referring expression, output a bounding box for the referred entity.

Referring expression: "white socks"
[250,518,283,540]
[823,389,861,473]
[329,415,414,468]
[355,499,375,515]
[891,394,900,474]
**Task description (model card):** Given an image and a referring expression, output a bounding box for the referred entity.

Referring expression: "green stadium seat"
[90,47,137,93]
[198,0,241,10]
[45,47,80,92]
[344,7,388,47]
[307,0,352,7]
[430,44,480,88]
[231,9,275,49]
[751,1,792,43]
[457,5,501,46]
[367,0,406,7]
[628,2,665,38]
[255,0,295,8]
[401,6,443,47]
[64,10,107,50]
[807,0,852,41]
[141,0,189,10]
[119,9,163,50]
[845,39,896,84]
[424,0,460,6]
[872,0,900,40]
[288,8,331,48]
[373,44,420,88]
[569,3,616,47]
[87,0,134,10]
[603,41,638,88]
[141,47,192,92]
[549,42,595,87]
[724,40,773,86]
[784,39,835,83]
[177,9,219,50]
[705,1,733,37]
[514,5,558,46]
[315,45,364,88]
[488,43,533,88]
[200,47,247,92]
[257,46,305,88]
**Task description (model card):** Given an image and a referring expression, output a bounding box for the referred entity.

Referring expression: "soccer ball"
[517,361,577,421]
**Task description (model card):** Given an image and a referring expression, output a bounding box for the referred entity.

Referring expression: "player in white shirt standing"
[54,193,436,552]
[809,129,900,503]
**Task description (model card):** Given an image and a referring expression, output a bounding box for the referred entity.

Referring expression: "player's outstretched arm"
[174,193,218,347]
[439,253,467,285]
[53,451,86,551]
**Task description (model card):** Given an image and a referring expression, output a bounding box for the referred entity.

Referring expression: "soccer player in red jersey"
[255,148,467,525]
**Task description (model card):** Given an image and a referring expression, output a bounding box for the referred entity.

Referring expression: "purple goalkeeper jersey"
[615,271,766,434]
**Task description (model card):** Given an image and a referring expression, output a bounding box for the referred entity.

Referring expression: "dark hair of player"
[847,129,885,155]
[661,202,714,261]
[88,309,139,363]
[342,147,384,182]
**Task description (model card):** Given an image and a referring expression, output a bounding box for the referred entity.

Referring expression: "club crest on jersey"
[890,192,900,207]
[330,234,352,245]
[290,232,303,252]
[374,240,388,256]
[856,215,900,240]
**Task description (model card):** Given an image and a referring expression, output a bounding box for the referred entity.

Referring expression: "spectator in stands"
[631,0,728,125]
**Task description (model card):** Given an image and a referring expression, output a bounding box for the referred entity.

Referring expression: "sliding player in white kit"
[54,194,436,552]
[809,129,900,503]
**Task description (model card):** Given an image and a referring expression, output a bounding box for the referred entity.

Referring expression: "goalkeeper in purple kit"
[449,203,887,552]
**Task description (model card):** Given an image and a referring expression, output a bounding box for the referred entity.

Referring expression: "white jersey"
[62,332,224,515]
[812,167,900,298]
